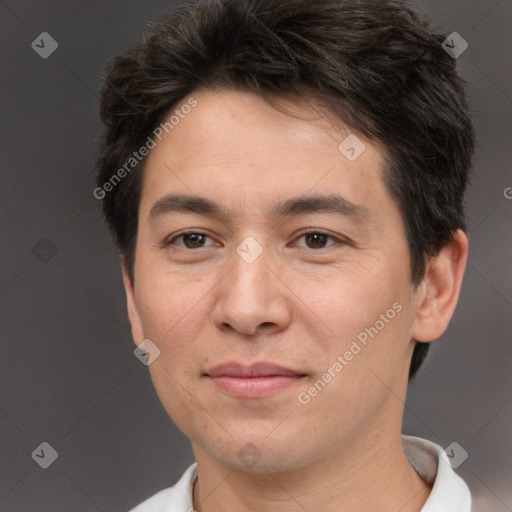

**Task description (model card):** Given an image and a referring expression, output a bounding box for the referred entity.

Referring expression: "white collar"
[402,434,471,511]
[129,435,471,511]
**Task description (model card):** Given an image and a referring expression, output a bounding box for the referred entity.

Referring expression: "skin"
[122,89,468,512]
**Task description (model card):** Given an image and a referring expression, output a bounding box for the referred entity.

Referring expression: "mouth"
[204,362,307,399]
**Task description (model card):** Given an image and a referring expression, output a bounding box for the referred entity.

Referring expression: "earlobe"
[411,230,469,343]
[121,261,145,346]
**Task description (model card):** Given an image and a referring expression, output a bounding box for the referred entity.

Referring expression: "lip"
[205,362,306,398]
[206,361,304,378]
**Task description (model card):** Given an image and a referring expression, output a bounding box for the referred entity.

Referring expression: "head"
[96,0,473,472]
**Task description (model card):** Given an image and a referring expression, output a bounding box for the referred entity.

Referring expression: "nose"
[211,243,292,337]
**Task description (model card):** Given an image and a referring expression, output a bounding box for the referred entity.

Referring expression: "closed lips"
[206,362,306,378]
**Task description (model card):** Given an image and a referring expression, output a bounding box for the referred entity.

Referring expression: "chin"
[209,433,314,474]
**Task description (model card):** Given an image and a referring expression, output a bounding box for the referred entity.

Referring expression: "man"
[95,0,475,510]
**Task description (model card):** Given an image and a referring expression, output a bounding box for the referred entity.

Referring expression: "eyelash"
[162,229,344,250]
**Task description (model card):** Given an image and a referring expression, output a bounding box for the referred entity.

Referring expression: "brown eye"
[165,232,216,249]
[304,233,329,248]
[295,231,338,249]
[181,233,207,248]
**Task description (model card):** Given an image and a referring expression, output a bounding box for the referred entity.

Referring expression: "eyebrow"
[148,193,370,223]
[268,194,369,222]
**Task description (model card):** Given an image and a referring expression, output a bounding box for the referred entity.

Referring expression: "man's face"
[124,89,426,472]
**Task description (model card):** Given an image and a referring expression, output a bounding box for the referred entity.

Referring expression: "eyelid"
[161,228,347,250]
[162,230,218,249]
[291,228,345,248]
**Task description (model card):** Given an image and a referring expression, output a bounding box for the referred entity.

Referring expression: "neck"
[191,427,431,512]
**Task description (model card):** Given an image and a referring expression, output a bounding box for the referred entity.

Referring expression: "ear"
[121,260,145,346]
[411,229,469,342]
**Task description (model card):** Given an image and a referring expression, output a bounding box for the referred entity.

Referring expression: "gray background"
[0,0,511,510]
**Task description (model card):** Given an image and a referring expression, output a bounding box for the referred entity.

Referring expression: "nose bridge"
[212,236,290,335]
[229,237,272,299]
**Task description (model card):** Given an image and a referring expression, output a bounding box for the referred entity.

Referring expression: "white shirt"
[128,435,471,511]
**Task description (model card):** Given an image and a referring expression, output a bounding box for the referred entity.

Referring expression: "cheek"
[301,265,395,337]
[308,265,412,382]
[134,269,211,350]
[300,310,410,434]
[134,278,225,420]
[135,275,213,426]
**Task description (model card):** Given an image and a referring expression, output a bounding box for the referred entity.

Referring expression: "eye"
[164,231,217,249]
[294,231,340,249]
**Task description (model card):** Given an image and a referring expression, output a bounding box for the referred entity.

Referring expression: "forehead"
[139,89,391,222]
